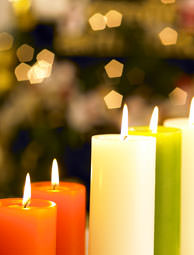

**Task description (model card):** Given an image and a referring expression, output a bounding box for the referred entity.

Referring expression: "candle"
[164,98,194,255]
[0,173,57,255]
[31,160,86,255]
[89,105,156,255]
[128,107,181,255]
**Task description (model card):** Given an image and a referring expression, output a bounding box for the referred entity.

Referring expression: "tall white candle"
[164,98,194,255]
[88,105,156,255]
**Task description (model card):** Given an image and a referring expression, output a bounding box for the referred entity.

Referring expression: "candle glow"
[189,97,194,125]
[22,173,31,208]
[120,104,128,140]
[51,159,59,190]
[150,106,159,134]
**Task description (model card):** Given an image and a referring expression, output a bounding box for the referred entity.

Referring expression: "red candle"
[0,174,57,255]
[31,159,86,255]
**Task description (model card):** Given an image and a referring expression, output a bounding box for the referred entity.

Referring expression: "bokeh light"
[104,90,123,109]
[11,0,31,15]
[16,44,34,62]
[105,10,123,28]
[104,59,124,78]
[158,27,178,46]
[0,33,14,51]
[169,87,187,105]
[161,0,176,4]
[89,13,106,31]
[37,49,55,65]
[15,63,31,81]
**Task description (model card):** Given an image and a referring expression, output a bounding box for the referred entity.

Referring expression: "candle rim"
[128,125,181,134]
[92,134,156,142]
[0,198,56,209]
[32,181,85,192]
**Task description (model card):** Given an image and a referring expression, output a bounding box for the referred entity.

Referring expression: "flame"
[23,173,31,208]
[189,97,194,125]
[120,104,128,140]
[149,106,158,133]
[51,159,59,189]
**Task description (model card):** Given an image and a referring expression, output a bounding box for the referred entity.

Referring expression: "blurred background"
[0,0,193,207]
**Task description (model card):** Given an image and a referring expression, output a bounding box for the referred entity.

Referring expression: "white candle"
[88,105,156,255]
[164,98,194,255]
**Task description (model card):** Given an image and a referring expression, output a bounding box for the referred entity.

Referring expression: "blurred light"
[27,60,52,84]
[11,0,31,15]
[16,44,34,62]
[120,104,128,140]
[0,69,12,90]
[27,63,45,84]
[127,67,145,85]
[169,87,187,105]
[158,27,178,46]
[105,10,123,28]
[189,97,194,125]
[89,13,106,31]
[15,63,31,81]
[0,32,14,51]
[104,90,123,109]
[161,0,176,4]
[104,59,124,78]
[37,49,55,65]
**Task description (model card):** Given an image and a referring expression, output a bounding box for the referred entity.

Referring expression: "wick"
[24,199,30,209]
[123,135,128,141]
[52,184,56,190]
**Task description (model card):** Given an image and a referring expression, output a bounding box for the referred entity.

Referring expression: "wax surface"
[129,126,181,255]
[164,118,194,255]
[89,135,156,255]
[0,198,56,255]
[31,181,86,255]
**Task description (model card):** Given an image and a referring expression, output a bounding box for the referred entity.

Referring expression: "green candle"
[128,126,181,255]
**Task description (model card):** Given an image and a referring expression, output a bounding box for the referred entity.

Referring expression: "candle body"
[0,198,56,255]
[164,118,194,255]
[89,135,156,255]
[31,182,86,255]
[128,126,181,255]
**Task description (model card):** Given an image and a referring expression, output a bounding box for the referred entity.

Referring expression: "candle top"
[164,118,194,129]
[92,134,155,142]
[32,181,85,193]
[128,126,181,135]
[0,198,56,210]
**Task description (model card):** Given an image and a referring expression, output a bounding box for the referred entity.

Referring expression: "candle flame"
[189,97,194,125]
[23,173,31,208]
[51,158,59,189]
[149,106,159,134]
[120,104,128,140]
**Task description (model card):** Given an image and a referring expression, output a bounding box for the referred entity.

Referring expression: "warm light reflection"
[104,90,123,109]
[0,32,14,51]
[189,97,194,125]
[51,158,59,190]
[15,63,31,81]
[169,87,187,106]
[23,173,31,208]
[150,106,158,134]
[158,27,178,46]
[105,10,123,28]
[104,59,124,78]
[121,104,128,140]
[16,44,34,62]
[89,13,106,31]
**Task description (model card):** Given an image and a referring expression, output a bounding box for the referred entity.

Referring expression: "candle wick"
[52,184,56,190]
[123,135,128,141]
[24,199,30,209]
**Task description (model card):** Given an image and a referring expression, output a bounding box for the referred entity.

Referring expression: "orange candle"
[31,159,86,255]
[0,174,57,255]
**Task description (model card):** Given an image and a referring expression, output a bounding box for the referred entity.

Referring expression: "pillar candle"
[31,181,86,255]
[89,106,156,255]
[0,174,57,255]
[164,107,194,255]
[129,108,181,255]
